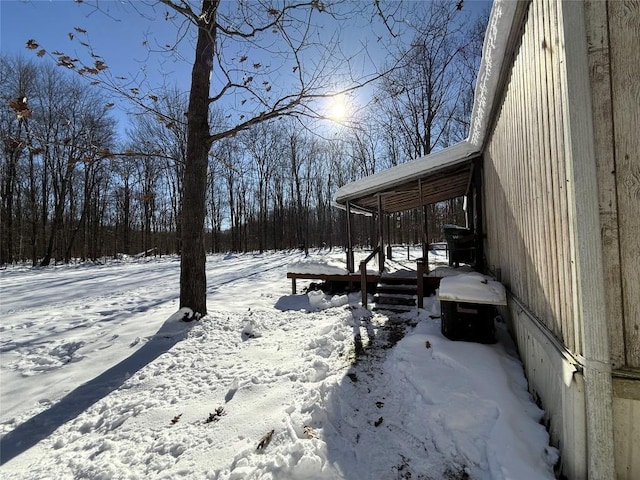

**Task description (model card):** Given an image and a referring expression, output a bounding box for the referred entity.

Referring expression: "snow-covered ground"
[0,249,558,479]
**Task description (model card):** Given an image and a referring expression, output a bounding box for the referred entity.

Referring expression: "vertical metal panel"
[483,0,637,477]
[377,194,384,272]
[483,0,577,351]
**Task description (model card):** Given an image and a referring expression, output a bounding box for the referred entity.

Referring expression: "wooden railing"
[416,257,428,309]
[360,245,381,308]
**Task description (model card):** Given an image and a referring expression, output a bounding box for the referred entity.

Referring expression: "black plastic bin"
[443,225,475,267]
[440,300,496,343]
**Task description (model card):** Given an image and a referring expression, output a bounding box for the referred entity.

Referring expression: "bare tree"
[20,0,482,315]
[0,56,37,265]
[240,121,281,253]
[153,0,396,316]
[375,0,485,161]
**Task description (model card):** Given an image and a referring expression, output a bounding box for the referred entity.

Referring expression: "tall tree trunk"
[180,0,217,317]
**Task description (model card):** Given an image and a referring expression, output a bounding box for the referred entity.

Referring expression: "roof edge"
[334,141,480,206]
[467,0,530,149]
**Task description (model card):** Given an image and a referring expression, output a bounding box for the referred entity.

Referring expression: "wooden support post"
[416,258,425,309]
[473,158,484,271]
[360,262,368,308]
[291,276,297,294]
[423,205,429,261]
[419,179,428,259]
[377,194,384,272]
[386,214,392,260]
[346,201,354,273]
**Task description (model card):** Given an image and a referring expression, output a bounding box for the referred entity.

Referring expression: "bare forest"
[1,1,485,287]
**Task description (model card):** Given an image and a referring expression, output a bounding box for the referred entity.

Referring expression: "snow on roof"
[334,0,523,207]
[469,0,523,148]
[333,141,480,205]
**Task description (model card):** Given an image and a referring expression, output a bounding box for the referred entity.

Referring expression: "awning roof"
[333,141,481,214]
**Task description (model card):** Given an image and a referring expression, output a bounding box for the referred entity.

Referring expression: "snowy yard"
[0,250,557,479]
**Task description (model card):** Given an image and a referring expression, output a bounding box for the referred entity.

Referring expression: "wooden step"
[372,303,415,313]
[376,283,417,293]
[374,294,416,305]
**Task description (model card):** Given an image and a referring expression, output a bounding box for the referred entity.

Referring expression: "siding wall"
[483,0,576,352]
[483,0,640,477]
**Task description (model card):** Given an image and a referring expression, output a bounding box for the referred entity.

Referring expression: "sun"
[327,94,349,122]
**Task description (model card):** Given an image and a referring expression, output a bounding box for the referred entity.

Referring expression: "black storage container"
[443,225,475,267]
[440,300,496,343]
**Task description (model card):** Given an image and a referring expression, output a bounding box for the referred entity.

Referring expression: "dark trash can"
[440,300,496,344]
[443,225,475,267]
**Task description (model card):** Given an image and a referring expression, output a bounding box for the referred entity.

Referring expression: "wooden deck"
[286,272,380,294]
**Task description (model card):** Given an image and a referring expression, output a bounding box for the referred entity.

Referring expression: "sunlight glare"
[328,94,349,122]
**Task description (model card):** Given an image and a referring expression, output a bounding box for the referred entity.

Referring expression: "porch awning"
[333,141,481,214]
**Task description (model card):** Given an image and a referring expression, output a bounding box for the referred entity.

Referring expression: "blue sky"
[1,0,193,85]
[1,0,492,138]
[1,0,195,135]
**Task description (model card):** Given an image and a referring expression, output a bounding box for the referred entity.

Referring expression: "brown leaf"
[170,413,182,425]
[74,27,87,34]
[149,94,158,102]
[94,60,107,71]
[68,32,74,41]
[36,49,46,57]
[239,55,248,63]
[253,63,261,69]
[256,429,274,450]
[26,39,39,50]
[57,55,77,69]
[303,425,319,439]
[7,98,27,112]
[17,108,32,119]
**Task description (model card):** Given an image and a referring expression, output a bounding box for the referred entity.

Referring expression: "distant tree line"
[0,2,484,266]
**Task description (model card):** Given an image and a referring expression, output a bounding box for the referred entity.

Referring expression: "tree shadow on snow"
[0,311,195,466]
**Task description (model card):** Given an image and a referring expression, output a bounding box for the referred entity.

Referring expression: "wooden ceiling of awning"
[346,162,473,214]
